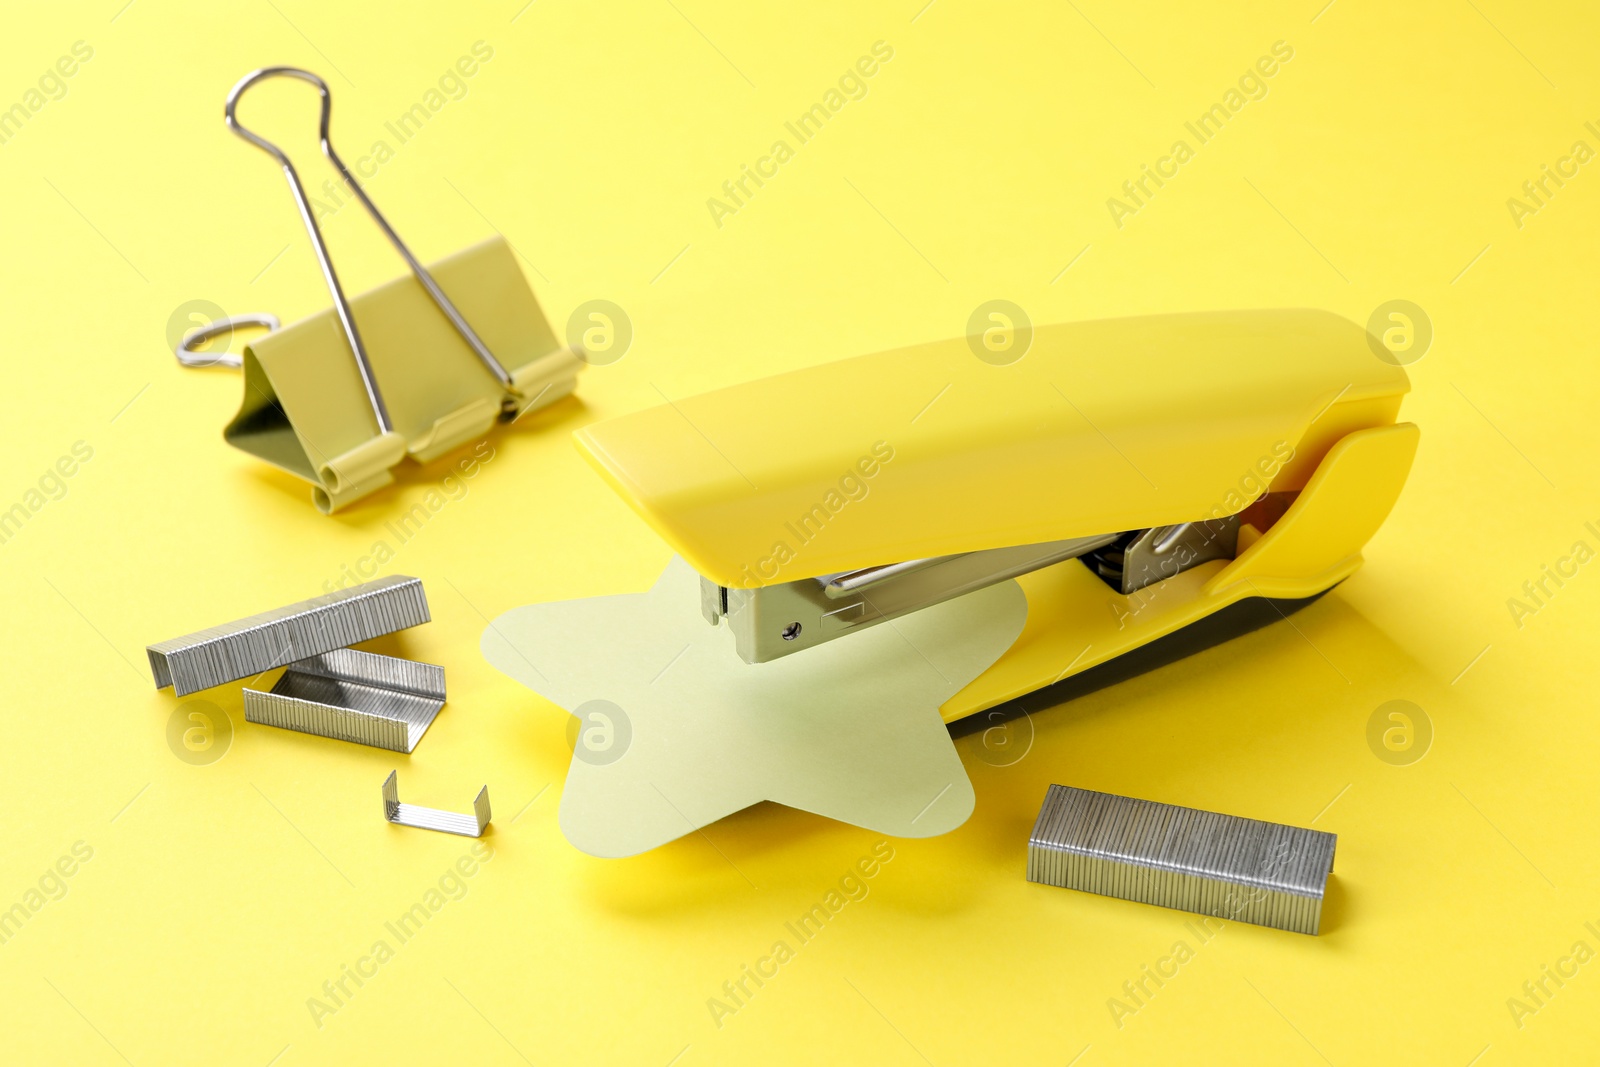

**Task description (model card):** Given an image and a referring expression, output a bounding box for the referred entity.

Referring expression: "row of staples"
[1027,784,1337,935]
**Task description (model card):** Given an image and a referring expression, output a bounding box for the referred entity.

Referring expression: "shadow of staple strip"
[147,575,430,696]
[1027,784,1337,935]
[244,648,445,753]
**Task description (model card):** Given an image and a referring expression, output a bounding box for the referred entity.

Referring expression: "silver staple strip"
[382,771,490,837]
[243,648,446,753]
[147,576,429,696]
[1027,785,1337,935]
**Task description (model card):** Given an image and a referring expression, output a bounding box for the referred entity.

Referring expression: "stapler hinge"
[1085,516,1239,596]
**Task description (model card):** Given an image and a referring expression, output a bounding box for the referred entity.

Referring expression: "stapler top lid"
[575,309,1409,588]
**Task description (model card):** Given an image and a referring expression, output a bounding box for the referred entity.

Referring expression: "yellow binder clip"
[187,67,581,513]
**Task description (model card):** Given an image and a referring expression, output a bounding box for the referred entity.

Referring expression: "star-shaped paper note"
[481,557,1028,857]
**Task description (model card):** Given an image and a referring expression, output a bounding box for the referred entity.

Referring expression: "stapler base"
[949,585,1333,736]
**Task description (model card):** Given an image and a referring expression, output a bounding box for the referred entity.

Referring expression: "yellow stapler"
[573,309,1417,722]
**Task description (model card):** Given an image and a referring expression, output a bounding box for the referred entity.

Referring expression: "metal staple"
[1027,784,1337,935]
[382,771,490,837]
[243,648,446,753]
[146,576,429,696]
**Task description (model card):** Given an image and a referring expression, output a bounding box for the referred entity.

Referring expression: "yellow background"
[2,0,1596,1063]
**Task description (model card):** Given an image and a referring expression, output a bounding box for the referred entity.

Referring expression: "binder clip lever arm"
[225,67,520,419]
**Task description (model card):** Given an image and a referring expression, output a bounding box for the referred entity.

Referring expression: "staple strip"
[1027,785,1336,935]
[279,647,444,697]
[245,690,409,751]
[243,649,445,753]
[146,576,429,696]
[388,802,482,836]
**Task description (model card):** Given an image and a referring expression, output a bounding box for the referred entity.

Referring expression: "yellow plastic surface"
[943,422,1421,721]
[577,309,1407,586]
[7,4,1600,1064]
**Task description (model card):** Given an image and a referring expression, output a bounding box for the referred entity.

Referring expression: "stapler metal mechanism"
[573,309,1417,721]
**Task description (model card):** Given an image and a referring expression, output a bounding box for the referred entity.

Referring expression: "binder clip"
[183,67,582,513]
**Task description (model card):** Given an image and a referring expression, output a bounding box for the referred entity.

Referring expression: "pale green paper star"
[481,557,1029,858]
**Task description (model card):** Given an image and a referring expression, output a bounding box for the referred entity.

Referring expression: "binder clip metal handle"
[174,313,280,369]
[224,67,521,429]
[204,68,582,513]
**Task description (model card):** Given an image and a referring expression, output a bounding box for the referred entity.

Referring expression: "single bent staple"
[382,771,490,837]
[1027,785,1337,935]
